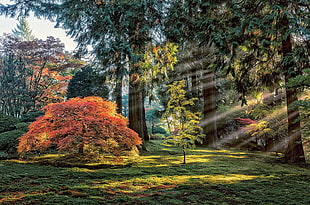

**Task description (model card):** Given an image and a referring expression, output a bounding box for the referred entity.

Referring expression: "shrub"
[230,105,288,152]
[0,130,25,158]
[249,103,272,120]
[152,126,167,134]
[14,122,30,132]
[0,114,20,133]
[216,107,251,141]
[0,151,9,159]
[20,110,44,122]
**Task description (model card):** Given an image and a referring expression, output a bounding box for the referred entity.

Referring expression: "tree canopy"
[66,65,109,99]
[0,35,84,117]
[18,97,141,157]
[0,0,309,163]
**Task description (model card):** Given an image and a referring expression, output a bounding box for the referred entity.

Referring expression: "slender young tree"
[162,80,204,164]
[165,2,219,148]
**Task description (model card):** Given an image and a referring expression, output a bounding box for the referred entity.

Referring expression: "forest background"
[0,0,309,165]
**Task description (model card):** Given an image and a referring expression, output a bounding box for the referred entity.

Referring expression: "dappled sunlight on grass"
[201,174,258,184]
[6,144,257,169]
[1,142,310,204]
[5,159,36,164]
[86,173,260,199]
[67,167,97,173]
[181,155,212,163]
[34,154,65,159]
[225,155,247,159]
[134,155,185,167]
[190,149,248,158]
[214,149,248,154]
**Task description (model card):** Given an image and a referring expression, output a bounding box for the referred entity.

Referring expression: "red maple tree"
[18,97,141,156]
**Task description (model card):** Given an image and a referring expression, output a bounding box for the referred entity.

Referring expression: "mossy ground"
[0,141,309,204]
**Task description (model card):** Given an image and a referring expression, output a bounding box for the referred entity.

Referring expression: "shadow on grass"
[1,142,309,204]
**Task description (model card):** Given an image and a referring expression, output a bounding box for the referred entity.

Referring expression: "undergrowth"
[0,140,309,205]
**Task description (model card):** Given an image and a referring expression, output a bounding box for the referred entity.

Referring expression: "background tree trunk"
[183,148,186,164]
[78,142,84,154]
[281,12,305,163]
[191,68,199,98]
[201,69,217,147]
[128,77,149,148]
[284,85,305,163]
[115,75,123,114]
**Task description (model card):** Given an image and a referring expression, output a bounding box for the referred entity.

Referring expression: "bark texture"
[201,70,217,147]
[281,11,305,163]
[128,76,149,143]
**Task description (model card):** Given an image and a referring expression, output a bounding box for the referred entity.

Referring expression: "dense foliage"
[0,34,84,117]
[18,97,142,157]
[0,114,27,159]
[0,0,309,163]
[67,65,109,99]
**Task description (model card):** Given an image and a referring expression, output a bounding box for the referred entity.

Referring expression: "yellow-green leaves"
[140,42,178,83]
[162,80,204,163]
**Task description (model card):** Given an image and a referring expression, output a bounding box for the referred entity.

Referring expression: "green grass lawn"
[0,141,309,205]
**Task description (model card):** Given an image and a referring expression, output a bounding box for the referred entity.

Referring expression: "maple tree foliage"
[235,118,257,126]
[0,34,84,116]
[18,97,142,156]
[236,117,271,136]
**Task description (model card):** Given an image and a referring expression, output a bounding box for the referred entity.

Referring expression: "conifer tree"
[0,54,28,117]
[67,65,109,99]
[12,17,35,41]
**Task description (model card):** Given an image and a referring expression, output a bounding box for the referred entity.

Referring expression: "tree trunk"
[115,75,123,114]
[128,76,149,146]
[284,85,305,163]
[78,142,84,154]
[191,68,199,99]
[281,12,305,163]
[201,69,217,147]
[183,148,186,164]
